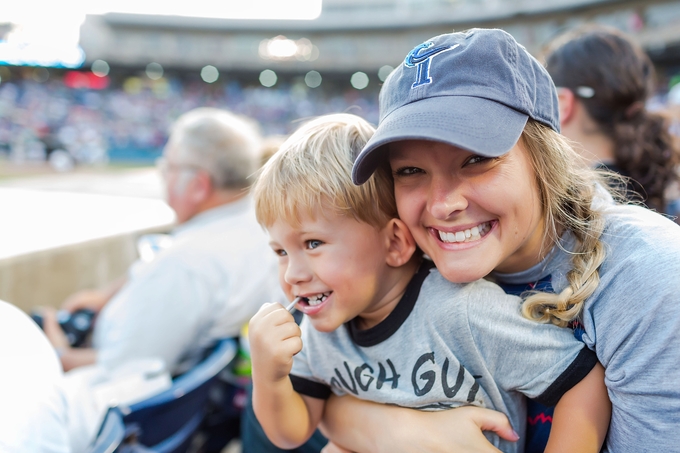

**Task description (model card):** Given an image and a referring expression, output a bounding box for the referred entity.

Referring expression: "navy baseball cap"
[352,28,560,184]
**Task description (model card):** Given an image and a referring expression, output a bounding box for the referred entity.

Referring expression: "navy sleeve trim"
[347,259,435,347]
[290,374,332,400]
[535,346,598,407]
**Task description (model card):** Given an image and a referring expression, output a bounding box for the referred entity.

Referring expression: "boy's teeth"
[438,223,489,243]
[307,292,330,306]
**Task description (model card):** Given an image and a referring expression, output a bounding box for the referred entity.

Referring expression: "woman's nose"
[428,179,468,220]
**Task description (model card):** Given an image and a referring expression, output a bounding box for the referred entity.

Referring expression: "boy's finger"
[280,336,303,357]
[253,302,285,320]
[261,305,297,326]
[276,320,301,338]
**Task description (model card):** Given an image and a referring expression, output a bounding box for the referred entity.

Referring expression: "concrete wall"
[0,226,170,313]
[0,179,174,314]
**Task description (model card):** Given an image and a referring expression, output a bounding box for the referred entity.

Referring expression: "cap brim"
[352,95,529,184]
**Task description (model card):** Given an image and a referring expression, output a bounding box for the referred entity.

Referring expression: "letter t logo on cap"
[404,42,460,89]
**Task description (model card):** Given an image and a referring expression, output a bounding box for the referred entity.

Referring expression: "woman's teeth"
[438,222,490,243]
[306,292,330,306]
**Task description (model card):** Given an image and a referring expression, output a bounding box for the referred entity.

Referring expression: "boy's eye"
[393,166,423,176]
[306,240,323,249]
[274,249,287,257]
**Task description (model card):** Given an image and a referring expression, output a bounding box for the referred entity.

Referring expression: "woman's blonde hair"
[253,113,397,229]
[519,119,614,327]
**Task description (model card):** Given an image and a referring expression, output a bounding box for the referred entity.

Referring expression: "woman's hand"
[416,406,518,453]
[322,395,518,453]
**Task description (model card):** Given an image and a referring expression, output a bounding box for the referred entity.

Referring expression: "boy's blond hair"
[253,113,396,229]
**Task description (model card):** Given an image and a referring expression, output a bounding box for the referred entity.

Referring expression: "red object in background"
[63,71,110,90]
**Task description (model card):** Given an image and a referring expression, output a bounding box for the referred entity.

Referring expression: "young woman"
[319,28,680,453]
[544,24,680,218]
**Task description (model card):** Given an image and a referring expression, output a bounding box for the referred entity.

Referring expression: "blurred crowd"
[0,74,380,167]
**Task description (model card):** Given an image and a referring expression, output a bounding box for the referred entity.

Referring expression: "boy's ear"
[384,219,417,267]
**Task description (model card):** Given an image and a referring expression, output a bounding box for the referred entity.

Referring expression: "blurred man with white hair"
[46,107,279,373]
[42,108,281,451]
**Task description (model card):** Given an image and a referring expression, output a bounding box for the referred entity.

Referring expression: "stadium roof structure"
[78,0,680,73]
[99,0,643,31]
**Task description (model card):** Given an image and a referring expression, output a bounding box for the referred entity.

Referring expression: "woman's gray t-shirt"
[493,201,680,452]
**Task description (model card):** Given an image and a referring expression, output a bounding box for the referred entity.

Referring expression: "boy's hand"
[249,302,303,383]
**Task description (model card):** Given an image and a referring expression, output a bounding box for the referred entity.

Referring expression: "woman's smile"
[432,220,494,244]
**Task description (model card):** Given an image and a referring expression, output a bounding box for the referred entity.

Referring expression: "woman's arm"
[545,363,610,453]
[321,395,518,453]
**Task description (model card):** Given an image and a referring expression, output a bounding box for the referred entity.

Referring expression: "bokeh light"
[350,72,369,90]
[260,69,278,87]
[91,60,110,77]
[145,62,164,80]
[378,65,394,82]
[304,70,322,88]
[259,36,319,62]
[32,67,49,83]
[200,65,219,83]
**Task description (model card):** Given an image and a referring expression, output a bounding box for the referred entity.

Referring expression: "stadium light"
[32,67,49,83]
[378,65,394,82]
[0,41,85,68]
[350,72,369,90]
[259,36,318,61]
[260,69,278,88]
[201,65,219,83]
[0,0,321,68]
[266,36,297,58]
[91,60,110,77]
[305,71,322,88]
[145,62,164,80]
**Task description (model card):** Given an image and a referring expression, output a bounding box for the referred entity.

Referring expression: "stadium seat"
[92,338,238,453]
[87,406,127,453]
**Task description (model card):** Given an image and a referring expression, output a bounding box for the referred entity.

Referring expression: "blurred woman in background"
[544,24,680,219]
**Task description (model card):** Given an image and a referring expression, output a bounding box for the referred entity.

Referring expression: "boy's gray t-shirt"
[291,264,596,453]
[493,201,680,452]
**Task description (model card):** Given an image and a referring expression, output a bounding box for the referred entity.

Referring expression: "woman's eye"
[465,155,492,166]
[393,166,423,176]
[306,240,323,249]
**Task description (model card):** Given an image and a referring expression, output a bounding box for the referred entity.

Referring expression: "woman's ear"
[556,87,576,126]
[383,219,417,267]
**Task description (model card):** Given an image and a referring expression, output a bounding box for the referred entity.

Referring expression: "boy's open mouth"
[301,291,331,307]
